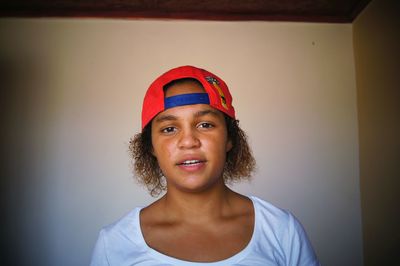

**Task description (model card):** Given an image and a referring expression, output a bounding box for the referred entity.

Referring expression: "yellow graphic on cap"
[205,76,228,110]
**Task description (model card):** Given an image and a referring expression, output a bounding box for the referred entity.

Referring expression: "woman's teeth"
[181,160,201,165]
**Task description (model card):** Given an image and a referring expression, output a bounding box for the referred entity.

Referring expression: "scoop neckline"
[135,196,258,265]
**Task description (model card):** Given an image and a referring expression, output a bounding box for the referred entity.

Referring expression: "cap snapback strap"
[164,93,210,109]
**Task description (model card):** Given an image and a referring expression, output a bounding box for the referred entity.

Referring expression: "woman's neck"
[160,184,238,224]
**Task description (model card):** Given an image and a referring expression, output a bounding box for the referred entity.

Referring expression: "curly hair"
[129,115,256,197]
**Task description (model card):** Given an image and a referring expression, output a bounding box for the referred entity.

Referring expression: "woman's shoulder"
[103,207,141,232]
[250,196,290,217]
[249,196,319,265]
[249,195,299,233]
[99,207,145,248]
[91,207,150,266]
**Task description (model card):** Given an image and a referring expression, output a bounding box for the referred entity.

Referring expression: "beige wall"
[0,19,362,265]
[354,0,400,265]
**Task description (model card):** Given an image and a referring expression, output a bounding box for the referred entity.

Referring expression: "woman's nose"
[178,128,200,149]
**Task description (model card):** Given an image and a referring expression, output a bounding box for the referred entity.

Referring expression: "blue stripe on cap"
[164,93,210,109]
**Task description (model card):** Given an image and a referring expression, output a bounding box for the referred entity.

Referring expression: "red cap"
[141,66,236,129]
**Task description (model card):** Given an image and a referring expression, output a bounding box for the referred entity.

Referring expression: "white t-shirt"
[90,196,319,266]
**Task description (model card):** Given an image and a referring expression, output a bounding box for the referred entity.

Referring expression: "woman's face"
[151,81,232,194]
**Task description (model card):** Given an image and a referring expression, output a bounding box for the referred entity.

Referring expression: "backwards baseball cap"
[141,65,235,130]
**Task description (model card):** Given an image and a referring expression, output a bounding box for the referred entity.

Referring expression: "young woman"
[90,66,319,265]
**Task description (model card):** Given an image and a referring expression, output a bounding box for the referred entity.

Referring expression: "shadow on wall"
[0,52,52,266]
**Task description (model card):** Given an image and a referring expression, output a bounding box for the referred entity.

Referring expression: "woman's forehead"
[154,104,223,121]
[164,80,205,98]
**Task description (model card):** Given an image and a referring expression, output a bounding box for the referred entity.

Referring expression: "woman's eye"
[161,127,176,133]
[198,122,213,129]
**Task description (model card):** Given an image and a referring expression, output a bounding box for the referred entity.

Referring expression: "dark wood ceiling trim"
[0,0,372,23]
[348,0,372,21]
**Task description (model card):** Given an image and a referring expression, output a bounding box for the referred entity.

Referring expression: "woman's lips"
[176,159,206,172]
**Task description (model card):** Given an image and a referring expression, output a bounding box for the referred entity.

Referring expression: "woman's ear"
[150,145,156,157]
[226,139,233,152]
